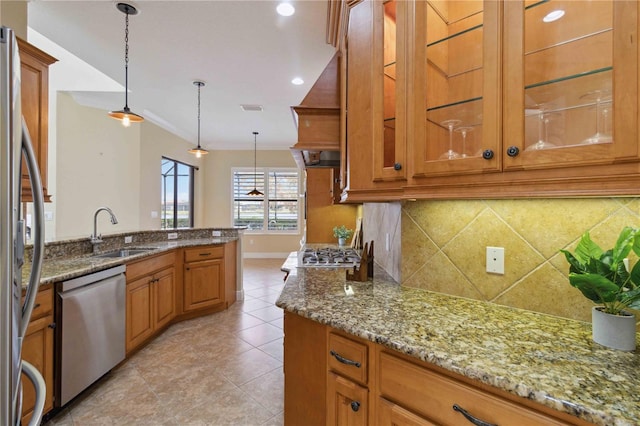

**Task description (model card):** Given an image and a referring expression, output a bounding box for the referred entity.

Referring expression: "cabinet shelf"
[524,67,612,112]
[427,23,483,48]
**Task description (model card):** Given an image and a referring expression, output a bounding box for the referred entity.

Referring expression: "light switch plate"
[486,247,505,274]
[124,236,133,244]
[212,230,222,237]
[167,232,178,240]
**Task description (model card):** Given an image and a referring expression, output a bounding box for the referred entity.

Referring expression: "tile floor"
[46,258,287,426]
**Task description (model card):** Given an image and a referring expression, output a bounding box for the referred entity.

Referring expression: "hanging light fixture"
[188,81,209,158]
[108,2,144,127]
[247,131,264,196]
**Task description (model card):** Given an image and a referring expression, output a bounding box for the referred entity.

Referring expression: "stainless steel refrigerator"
[1,26,46,425]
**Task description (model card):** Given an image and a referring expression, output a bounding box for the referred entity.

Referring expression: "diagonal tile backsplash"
[400,198,640,323]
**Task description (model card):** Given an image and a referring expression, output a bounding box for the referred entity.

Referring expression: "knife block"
[346,241,374,282]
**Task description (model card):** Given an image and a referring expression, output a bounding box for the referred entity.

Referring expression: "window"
[232,168,300,232]
[161,157,196,229]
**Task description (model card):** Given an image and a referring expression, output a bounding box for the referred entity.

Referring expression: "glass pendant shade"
[247,131,263,196]
[189,81,209,157]
[109,2,144,126]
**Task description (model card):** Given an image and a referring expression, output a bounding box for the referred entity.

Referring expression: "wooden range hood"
[290,53,341,169]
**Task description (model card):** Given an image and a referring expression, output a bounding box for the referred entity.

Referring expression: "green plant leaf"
[630,261,640,287]
[612,226,636,264]
[574,232,603,264]
[568,273,619,304]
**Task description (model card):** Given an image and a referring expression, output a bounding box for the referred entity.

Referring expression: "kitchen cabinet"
[283,311,593,426]
[283,312,326,426]
[17,38,57,203]
[21,285,55,424]
[125,252,176,353]
[339,0,640,200]
[327,331,369,426]
[340,0,406,202]
[183,245,226,312]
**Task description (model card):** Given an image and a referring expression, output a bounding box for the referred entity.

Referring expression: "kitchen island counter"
[276,258,640,426]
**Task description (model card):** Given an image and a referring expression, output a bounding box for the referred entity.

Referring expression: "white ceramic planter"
[338,237,346,246]
[592,306,637,351]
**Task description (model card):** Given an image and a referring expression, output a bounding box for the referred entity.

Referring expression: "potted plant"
[560,226,640,351]
[333,225,353,246]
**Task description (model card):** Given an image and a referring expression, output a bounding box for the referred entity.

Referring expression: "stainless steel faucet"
[91,207,118,244]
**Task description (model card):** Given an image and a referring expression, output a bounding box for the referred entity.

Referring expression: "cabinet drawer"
[184,245,224,262]
[378,351,570,426]
[127,251,175,282]
[328,332,368,385]
[24,286,53,321]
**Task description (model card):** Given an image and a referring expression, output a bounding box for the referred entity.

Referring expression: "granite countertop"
[276,253,640,426]
[25,237,238,286]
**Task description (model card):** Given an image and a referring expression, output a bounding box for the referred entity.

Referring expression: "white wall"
[203,150,302,257]
[54,93,204,240]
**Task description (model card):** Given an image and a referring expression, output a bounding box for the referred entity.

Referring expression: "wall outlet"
[385,233,390,251]
[486,247,505,275]
[249,239,254,245]
[212,230,222,237]
[151,211,158,218]
[167,232,178,240]
[124,236,133,244]
[44,211,54,221]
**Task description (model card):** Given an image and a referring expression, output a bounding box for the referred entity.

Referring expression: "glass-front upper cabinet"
[411,0,501,178]
[503,0,639,170]
[373,0,407,182]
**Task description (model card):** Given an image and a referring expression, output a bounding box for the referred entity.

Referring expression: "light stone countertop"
[25,237,238,286]
[276,252,640,426]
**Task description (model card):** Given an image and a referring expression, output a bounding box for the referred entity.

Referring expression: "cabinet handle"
[482,149,494,160]
[48,323,56,329]
[199,252,212,256]
[506,146,519,157]
[453,404,497,426]
[350,401,360,412]
[393,163,402,171]
[329,350,361,368]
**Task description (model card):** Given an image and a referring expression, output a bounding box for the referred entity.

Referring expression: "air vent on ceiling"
[240,104,264,112]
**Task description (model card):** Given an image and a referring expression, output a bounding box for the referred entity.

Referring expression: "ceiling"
[27,0,336,150]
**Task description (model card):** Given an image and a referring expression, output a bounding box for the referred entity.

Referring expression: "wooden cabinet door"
[183,259,223,312]
[21,314,54,424]
[327,372,368,426]
[126,276,154,353]
[378,398,436,426]
[409,0,501,179]
[17,39,56,203]
[503,0,639,172]
[154,267,176,330]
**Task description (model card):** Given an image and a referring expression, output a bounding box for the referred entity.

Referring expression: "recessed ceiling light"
[543,10,565,23]
[277,2,295,17]
[291,77,304,85]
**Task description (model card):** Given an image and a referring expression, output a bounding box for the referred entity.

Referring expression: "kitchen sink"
[92,248,157,258]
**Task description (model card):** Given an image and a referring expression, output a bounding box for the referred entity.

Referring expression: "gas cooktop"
[298,247,361,268]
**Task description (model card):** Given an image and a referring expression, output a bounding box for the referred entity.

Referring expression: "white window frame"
[231,167,301,234]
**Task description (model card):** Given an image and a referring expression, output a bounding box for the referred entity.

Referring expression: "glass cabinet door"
[503,0,639,169]
[373,0,407,182]
[411,0,501,178]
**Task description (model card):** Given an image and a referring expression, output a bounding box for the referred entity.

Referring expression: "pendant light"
[108,2,144,127]
[247,131,264,196]
[188,81,209,158]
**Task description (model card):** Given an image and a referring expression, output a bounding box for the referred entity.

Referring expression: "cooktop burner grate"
[299,247,361,267]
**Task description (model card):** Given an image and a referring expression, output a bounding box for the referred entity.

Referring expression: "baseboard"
[236,289,245,301]
[243,252,290,259]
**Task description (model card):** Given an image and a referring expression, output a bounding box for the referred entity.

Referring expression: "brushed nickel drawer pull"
[453,404,497,426]
[330,350,361,368]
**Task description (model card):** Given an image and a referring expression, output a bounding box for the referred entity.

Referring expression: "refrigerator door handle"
[20,360,45,426]
[19,118,44,337]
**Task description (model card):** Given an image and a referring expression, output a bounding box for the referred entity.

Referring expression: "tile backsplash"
[394,198,640,323]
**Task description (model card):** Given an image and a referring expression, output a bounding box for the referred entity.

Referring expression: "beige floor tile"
[237,322,284,347]
[239,368,284,415]
[258,338,284,362]
[174,387,273,425]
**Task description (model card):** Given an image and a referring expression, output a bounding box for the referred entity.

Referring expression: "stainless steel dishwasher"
[57,265,126,406]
